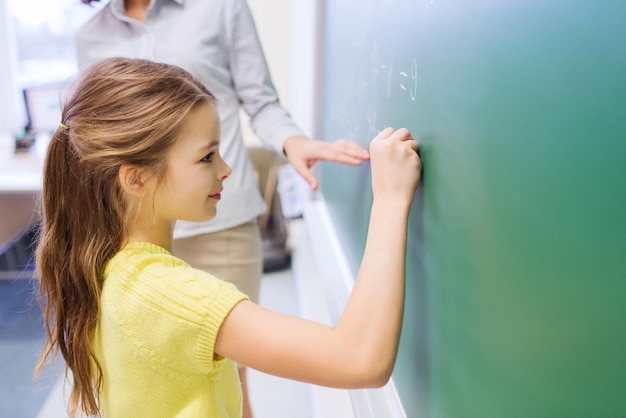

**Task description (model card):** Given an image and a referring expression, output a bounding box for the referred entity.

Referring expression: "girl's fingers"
[387,127,412,142]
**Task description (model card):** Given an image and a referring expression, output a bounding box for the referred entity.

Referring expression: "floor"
[0,222,314,418]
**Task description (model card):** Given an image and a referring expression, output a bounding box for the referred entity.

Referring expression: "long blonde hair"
[35,58,216,417]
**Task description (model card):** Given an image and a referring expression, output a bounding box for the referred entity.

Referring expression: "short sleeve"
[105,260,249,375]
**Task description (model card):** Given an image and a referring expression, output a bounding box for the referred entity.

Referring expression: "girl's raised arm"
[215,127,421,388]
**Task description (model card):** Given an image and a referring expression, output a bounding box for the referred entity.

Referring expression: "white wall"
[289,0,325,140]
[0,0,26,137]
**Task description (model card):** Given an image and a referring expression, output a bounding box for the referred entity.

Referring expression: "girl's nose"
[220,160,232,181]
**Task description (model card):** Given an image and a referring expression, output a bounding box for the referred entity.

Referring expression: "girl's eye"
[201,152,215,163]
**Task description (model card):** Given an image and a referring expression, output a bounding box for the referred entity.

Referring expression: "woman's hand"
[283,135,370,190]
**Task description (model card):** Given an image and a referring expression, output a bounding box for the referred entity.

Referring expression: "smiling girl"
[35,57,421,418]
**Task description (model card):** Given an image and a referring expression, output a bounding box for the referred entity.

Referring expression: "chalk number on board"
[385,58,417,102]
[399,58,418,101]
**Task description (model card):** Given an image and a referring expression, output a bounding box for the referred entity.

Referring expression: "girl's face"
[153,102,231,223]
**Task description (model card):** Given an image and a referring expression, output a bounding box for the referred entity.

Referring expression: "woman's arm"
[216,127,421,388]
[226,0,370,188]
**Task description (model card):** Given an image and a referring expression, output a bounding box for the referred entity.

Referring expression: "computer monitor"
[15,84,62,152]
[24,84,66,133]
[23,84,62,134]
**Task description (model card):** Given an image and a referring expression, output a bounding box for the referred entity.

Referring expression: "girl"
[35,57,421,417]
[76,3,371,413]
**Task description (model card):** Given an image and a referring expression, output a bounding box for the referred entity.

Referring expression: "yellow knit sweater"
[94,242,248,417]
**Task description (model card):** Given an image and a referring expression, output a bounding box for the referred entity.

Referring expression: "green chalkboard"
[320,1,626,417]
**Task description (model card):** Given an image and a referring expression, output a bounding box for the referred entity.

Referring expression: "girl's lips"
[209,189,223,200]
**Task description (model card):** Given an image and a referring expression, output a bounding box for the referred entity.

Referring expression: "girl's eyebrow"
[197,140,220,151]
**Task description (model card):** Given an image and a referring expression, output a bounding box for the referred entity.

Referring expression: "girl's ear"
[118,164,148,197]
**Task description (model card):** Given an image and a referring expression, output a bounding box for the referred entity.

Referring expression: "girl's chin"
[180,210,217,223]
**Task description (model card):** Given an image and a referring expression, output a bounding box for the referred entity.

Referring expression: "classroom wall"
[0,1,26,137]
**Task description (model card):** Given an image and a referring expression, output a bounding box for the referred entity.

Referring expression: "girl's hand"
[369,127,421,204]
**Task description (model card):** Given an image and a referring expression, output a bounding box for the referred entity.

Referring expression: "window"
[2,0,103,137]
[9,0,103,88]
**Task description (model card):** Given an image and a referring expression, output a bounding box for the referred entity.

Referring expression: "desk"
[0,134,48,250]
[0,134,47,195]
